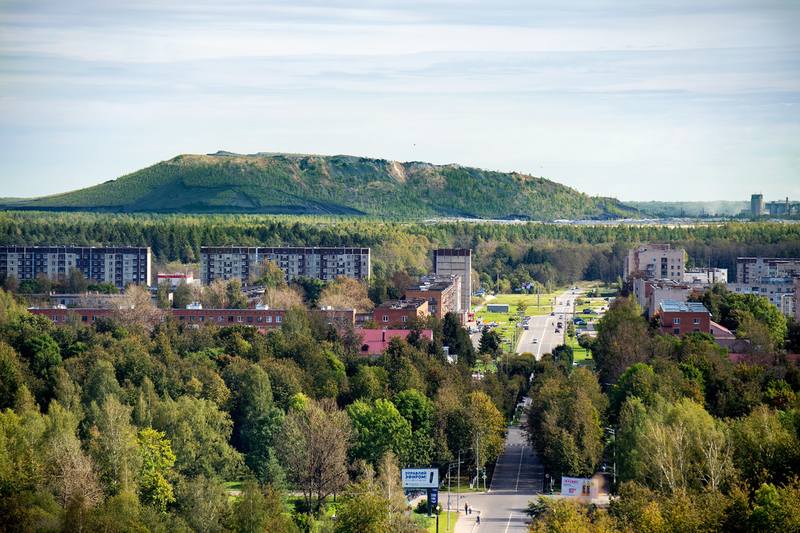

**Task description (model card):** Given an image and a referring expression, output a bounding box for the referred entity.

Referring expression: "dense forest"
[0,152,636,220]
[526,292,800,532]
[0,287,524,532]
[2,212,800,291]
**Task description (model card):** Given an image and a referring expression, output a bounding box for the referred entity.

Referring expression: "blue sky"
[1,1,798,202]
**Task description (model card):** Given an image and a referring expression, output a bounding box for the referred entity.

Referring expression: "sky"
[0,1,798,202]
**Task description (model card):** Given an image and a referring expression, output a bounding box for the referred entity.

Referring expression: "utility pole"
[457,450,461,515]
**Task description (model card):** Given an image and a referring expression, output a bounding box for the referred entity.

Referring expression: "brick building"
[657,301,711,336]
[372,299,429,328]
[404,275,461,320]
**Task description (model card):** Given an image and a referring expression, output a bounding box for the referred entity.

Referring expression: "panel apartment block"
[200,246,371,284]
[735,257,800,284]
[433,248,472,312]
[0,245,151,289]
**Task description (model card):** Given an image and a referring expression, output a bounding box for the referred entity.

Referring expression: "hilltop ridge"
[1,151,639,220]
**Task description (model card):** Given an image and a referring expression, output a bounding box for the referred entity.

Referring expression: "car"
[523,325,529,330]
[532,338,538,343]
[550,312,555,316]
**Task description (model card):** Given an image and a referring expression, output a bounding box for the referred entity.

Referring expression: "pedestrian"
[476,512,481,525]
[464,502,468,514]
[468,504,472,515]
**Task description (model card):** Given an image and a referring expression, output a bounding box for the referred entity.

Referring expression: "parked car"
[533,338,538,344]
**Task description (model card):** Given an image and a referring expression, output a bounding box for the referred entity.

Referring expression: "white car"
[532,338,538,344]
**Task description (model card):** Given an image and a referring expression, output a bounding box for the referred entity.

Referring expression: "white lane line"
[515,443,525,491]
[503,512,514,533]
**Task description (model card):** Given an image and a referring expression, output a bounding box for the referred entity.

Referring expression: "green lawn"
[566,334,591,363]
[416,510,458,533]
[474,291,564,353]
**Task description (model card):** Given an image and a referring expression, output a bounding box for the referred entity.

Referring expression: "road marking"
[515,443,525,491]
[503,512,514,533]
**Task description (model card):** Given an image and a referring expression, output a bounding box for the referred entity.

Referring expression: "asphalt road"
[517,290,576,359]
[447,422,543,533]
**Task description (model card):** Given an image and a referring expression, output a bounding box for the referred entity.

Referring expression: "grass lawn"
[415,511,458,533]
[566,334,591,363]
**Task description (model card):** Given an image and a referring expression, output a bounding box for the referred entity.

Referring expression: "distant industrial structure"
[750,194,798,217]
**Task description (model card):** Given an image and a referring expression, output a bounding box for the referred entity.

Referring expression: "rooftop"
[658,300,709,314]
[375,299,426,310]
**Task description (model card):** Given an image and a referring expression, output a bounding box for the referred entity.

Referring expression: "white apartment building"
[624,244,685,282]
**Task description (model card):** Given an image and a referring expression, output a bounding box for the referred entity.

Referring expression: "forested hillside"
[0,152,637,220]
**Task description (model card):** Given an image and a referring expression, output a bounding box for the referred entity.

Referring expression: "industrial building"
[433,249,472,312]
[0,245,151,289]
[200,246,370,284]
[750,194,765,217]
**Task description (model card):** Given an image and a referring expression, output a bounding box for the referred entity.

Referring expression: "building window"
[673,318,680,325]
[693,318,700,325]
[383,315,389,323]
[276,315,281,323]
[401,316,408,323]
[266,316,272,323]
[673,328,680,334]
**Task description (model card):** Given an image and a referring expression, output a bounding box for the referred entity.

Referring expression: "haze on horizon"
[1,0,798,203]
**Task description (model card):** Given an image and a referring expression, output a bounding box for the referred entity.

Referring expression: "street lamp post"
[447,452,463,533]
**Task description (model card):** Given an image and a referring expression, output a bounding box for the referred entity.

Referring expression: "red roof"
[357,328,433,356]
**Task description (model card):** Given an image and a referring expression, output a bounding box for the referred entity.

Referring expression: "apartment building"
[624,244,685,282]
[735,257,800,284]
[683,268,727,286]
[404,274,461,320]
[433,249,472,312]
[729,276,796,310]
[200,246,370,284]
[632,278,693,317]
[372,299,429,328]
[0,245,151,289]
[657,301,711,336]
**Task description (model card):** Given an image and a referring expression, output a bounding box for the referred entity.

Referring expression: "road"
[447,421,543,533]
[516,289,576,359]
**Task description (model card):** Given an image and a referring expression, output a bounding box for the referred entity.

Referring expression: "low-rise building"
[683,268,727,286]
[372,299,429,328]
[404,275,461,320]
[633,278,693,317]
[356,328,434,356]
[657,301,711,336]
[486,303,510,313]
[157,272,198,288]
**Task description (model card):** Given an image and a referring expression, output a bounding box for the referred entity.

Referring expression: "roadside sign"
[429,488,439,506]
[402,468,439,489]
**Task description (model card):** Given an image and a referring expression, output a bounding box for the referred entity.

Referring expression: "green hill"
[1,152,639,220]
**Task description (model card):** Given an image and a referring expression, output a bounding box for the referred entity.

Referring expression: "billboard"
[402,468,439,489]
[561,476,593,497]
